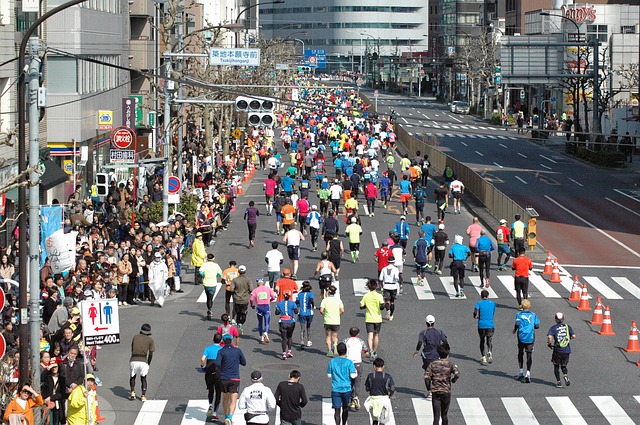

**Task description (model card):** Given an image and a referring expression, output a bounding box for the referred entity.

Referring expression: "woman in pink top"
[466,217,484,272]
[250,278,277,343]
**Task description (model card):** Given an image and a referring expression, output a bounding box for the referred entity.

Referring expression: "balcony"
[129,37,156,71]
[129,0,155,17]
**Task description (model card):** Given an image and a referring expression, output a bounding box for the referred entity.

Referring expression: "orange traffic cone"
[92,383,106,422]
[243,169,250,182]
[569,276,581,302]
[577,283,591,311]
[542,251,553,275]
[236,183,244,195]
[624,321,640,353]
[589,296,603,325]
[598,305,615,336]
[549,259,561,283]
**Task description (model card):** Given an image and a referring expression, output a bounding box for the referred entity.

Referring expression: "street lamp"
[235,0,285,48]
[361,33,378,86]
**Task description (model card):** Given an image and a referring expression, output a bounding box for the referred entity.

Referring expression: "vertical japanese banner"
[40,205,64,266]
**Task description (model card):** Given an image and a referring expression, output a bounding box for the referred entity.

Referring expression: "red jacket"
[364,183,378,199]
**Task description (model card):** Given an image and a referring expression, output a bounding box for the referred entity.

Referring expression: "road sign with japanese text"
[80,298,120,346]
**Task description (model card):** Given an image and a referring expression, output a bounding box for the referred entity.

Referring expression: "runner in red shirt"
[374,242,392,289]
[511,248,533,309]
[263,173,278,216]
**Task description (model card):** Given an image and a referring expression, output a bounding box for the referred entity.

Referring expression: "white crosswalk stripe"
[467,276,499,298]
[584,276,623,299]
[352,278,369,296]
[411,277,435,300]
[134,395,640,424]
[529,273,562,298]
[612,277,640,299]
[196,285,222,303]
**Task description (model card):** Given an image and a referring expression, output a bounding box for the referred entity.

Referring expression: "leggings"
[366,197,376,213]
[478,255,491,282]
[435,249,446,270]
[257,304,271,335]
[205,373,222,411]
[432,393,451,425]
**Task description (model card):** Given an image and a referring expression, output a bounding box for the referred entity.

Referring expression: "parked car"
[450,101,470,114]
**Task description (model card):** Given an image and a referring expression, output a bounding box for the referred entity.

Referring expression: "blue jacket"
[475,235,495,253]
[215,345,247,380]
[393,221,410,240]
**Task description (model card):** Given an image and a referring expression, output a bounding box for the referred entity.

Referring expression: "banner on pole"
[44,229,78,274]
[40,206,64,266]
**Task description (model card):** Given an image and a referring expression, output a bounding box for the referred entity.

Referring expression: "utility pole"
[27,37,42,392]
[162,57,173,222]
[175,8,184,182]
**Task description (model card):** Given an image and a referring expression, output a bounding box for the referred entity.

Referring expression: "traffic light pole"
[162,59,172,222]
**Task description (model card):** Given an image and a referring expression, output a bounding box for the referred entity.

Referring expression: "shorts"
[287,245,300,260]
[331,391,351,409]
[478,328,495,340]
[394,263,403,274]
[129,361,150,377]
[452,192,462,199]
[400,193,411,203]
[323,233,336,242]
[265,194,274,203]
[298,315,313,325]
[366,322,382,334]
[421,357,434,371]
[469,246,478,253]
[276,213,283,223]
[518,341,534,353]
[349,242,360,251]
[551,351,570,367]
[221,379,241,393]
[319,275,332,291]
[415,261,427,271]
[324,324,340,333]
[498,244,511,255]
[383,289,397,301]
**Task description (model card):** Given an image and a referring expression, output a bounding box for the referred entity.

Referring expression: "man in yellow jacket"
[67,374,97,425]
[191,231,207,285]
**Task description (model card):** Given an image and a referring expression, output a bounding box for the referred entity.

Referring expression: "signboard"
[304,49,327,69]
[495,75,502,84]
[209,48,261,67]
[168,194,180,204]
[80,299,120,346]
[132,95,143,128]
[447,46,455,57]
[168,176,182,194]
[111,126,135,149]
[520,89,526,99]
[231,128,243,139]
[148,112,156,128]
[22,0,39,12]
[110,149,135,164]
[374,89,379,98]
[291,89,299,102]
[63,160,73,175]
[275,63,289,70]
[98,110,114,131]
[122,97,134,128]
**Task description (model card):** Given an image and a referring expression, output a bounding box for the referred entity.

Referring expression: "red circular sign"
[0,334,5,360]
[0,287,5,314]
[111,127,134,149]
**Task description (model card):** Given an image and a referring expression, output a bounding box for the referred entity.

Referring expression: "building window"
[621,26,635,34]
[48,56,78,94]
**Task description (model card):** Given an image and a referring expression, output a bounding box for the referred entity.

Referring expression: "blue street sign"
[304,49,327,69]
[168,176,181,194]
[550,96,557,103]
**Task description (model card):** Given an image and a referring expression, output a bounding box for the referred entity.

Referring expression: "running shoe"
[263,332,270,343]
[287,350,293,358]
[326,350,334,357]
[207,406,214,418]
[460,290,465,297]
[486,352,493,364]
[291,274,297,279]
[564,375,571,386]
[370,351,377,360]
[427,263,432,268]
[480,356,488,365]
[485,279,490,288]
[306,340,313,347]
[517,373,525,381]
[231,319,237,326]
[282,352,287,360]
[260,334,265,343]
[225,418,233,425]
[556,381,563,388]
[455,292,461,298]
[129,391,136,400]
[353,396,360,410]
[435,269,442,275]
[386,312,391,320]
[238,324,243,335]
[426,392,432,400]
[389,315,394,321]
[473,265,478,272]
[140,395,147,401]
[524,374,531,383]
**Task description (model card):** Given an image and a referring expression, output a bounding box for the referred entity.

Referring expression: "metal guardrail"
[361,92,531,224]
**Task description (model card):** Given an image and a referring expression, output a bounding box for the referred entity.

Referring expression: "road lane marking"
[475,151,484,157]
[413,398,435,425]
[540,154,558,163]
[503,397,540,425]
[180,400,209,425]
[583,276,622,299]
[322,398,334,424]
[422,113,430,119]
[458,398,491,425]
[411,277,435,300]
[401,117,408,123]
[611,277,640,299]
[477,134,487,139]
[497,276,518,298]
[518,152,528,158]
[499,143,508,148]
[545,195,640,259]
[605,197,640,217]
[461,141,468,147]
[440,277,468,299]
[371,231,379,249]
[529,273,562,298]
[352,278,369,296]
[135,400,167,425]
[540,163,552,170]
[448,114,463,123]
[493,162,504,168]
[197,284,222,303]
[568,178,584,187]
[515,176,529,185]
[590,396,635,425]
[468,277,498,298]
[547,397,588,425]
[613,188,640,204]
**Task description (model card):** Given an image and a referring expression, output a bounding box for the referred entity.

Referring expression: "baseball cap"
[312,205,317,210]
[283,268,291,275]
[222,334,233,341]
[251,371,262,381]
[555,312,564,321]
[351,217,357,223]
[86,374,96,381]
[238,265,247,273]
[426,315,436,324]
[196,232,203,237]
[438,223,445,230]
[499,218,507,224]
[154,252,162,258]
[71,307,80,316]
[256,277,265,283]
[400,215,406,220]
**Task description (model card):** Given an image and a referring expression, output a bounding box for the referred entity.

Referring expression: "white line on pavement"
[546,397,588,425]
[590,396,635,425]
[493,162,504,168]
[545,195,640,259]
[371,231,379,249]
[515,176,528,185]
[517,152,527,158]
[502,397,540,425]
[135,400,167,425]
[540,163,552,170]
[583,276,622,300]
[401,117,408,123]
[540,154,558,163]
[475,151,484,157]
[568,178,583,187]
[461,141,468,146]
[499,143,508,148]
[448,114,463,123]
[613,188,640,204]
[605,197,640,217]
[422,113,430,119]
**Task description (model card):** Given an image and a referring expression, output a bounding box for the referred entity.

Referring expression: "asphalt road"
[96,142,640,425]
[374,92,640,267]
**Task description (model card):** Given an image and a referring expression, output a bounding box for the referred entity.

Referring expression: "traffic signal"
[235,96,275,127]
[96,173,109,196]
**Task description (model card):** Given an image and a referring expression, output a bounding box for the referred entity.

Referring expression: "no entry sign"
[168,176,181,194]
[111,126,135,150]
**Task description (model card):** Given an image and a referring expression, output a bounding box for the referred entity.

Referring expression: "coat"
[3,394,44,425]
[191,238,206,267]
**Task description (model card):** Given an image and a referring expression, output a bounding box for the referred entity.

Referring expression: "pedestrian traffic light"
[235,96,275,127]
[96,173,109,197]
